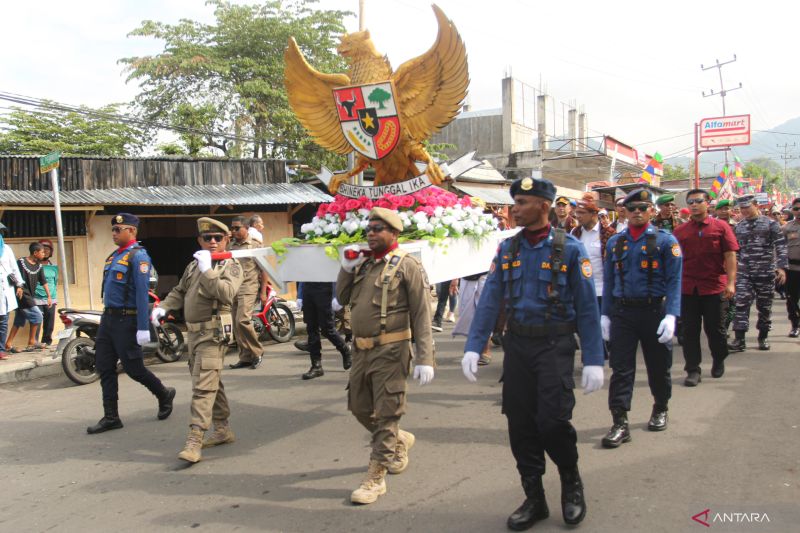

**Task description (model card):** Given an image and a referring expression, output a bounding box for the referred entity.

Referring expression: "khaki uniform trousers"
[348,339,411,467]
[232,291,263,363]
[187,329,230,430]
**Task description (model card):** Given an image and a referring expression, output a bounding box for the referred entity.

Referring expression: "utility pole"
[701,55,743,167]
[359,0,365,30]
[778,142,796,184]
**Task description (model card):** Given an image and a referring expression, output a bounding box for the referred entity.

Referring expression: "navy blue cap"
[111,213,140,227]
[735,195,755,207]
[510,177,556,202]
[623,188,654,205]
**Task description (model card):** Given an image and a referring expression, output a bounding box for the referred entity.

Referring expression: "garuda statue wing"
[392,4,469,142]
[284,38,352,154]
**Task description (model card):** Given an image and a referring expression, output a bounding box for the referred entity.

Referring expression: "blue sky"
[2,0,796,164]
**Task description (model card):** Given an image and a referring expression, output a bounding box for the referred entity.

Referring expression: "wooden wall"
[0,156,287,191]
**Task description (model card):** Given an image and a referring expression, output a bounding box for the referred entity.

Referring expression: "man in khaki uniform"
[337,207,436,505]
[228,215,267,370]
[151,217,243,463]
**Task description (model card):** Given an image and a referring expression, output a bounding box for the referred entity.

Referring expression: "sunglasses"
[792,207,800,211]
[230,226,243,231]
[201,233,226,243]
[686,198,706,205]
[111,226,133,233]
[366,224,387,234]
[626,204,650,213]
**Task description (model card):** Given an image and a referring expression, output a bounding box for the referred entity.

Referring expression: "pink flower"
[459,196,472,208]
[374,198,392,209]
[421,206,436,216]
[359,196,373,210]
[316,204,329,217]
[398,195,415,208]
[345,199,361,211]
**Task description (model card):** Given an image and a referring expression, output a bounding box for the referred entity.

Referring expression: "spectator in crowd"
[598,209,610,228]
[781,198,800,338]
[432,280,458,331]
[714,200,735,226]
[5,242,51,352]
[553,196,578,233]
[612,197,628,232]
[35,239,59,347]
[652,194,680,232]
[678,208,690,224]
[0,222,24,360]
[248,214,264,244]
[452,273,491,365]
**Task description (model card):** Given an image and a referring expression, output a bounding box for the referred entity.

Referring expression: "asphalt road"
[2,306,799,533]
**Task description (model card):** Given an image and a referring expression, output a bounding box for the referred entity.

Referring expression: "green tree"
[367,87,391,110]
[120,0,352,171]
[0,102,149,156]
[662,163,689,181]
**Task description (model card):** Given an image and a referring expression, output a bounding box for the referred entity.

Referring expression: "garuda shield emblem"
[333,82,401,160]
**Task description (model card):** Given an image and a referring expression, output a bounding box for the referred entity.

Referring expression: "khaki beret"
[369,207,403,232]
[197,217,228,234]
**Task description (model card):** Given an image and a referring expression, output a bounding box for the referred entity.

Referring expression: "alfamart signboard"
[699,114,751,148]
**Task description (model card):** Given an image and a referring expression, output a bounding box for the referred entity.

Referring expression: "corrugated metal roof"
[0,183,333,206]
[452,183,513,205]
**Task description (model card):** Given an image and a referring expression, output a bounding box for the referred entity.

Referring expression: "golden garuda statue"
[284,4,468,193]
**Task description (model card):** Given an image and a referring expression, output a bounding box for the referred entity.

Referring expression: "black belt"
[508,320,576,338]
[614,297,664,307]
[789,259,800,265]
[104,307,137,316]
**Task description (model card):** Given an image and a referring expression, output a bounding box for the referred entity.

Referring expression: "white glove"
[150,307,166,327]
[296,298,303,309]
[601,315,611,342]
[581,365,604,394]
[331,297,343,312]
[136,330,151,346]
[413,365,435,386]
[656,314,677,344]
[461,351,480,382]
[341,244,366,273]
[194,250,212,273]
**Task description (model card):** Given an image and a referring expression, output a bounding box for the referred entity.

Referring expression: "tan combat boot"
[387,429,416,474]
[350,460,388,504]
[178,426,204,463]
[202,420,235,448]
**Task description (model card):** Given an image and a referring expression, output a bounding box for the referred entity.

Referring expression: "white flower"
[474,225,485,235]
[463,219,475,231]
[360,219,370,229]
[301,223,314,234]
[424,223,435,233]
[358,208,370,217]
[434,206,444,217]
[324,222,340,234]
[442,215,456,226]
[412,212,428,225]
[451,221,464,234]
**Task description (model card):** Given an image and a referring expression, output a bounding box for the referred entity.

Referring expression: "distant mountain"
[666,117,800,173]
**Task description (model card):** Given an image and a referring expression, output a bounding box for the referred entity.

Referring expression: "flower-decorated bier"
[273,186,513,285]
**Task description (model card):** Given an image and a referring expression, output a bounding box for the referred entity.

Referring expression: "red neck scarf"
[627,223,649,241]
[523,224,552,246]
[117,239,137,254]
[373,241,399,261]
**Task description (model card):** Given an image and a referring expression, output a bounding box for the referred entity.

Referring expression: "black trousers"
[608,304,672,411]
[95,314,165,403]
[38,303,57,345]
[502,331,578,477]
[786,270,800,329]
[681,291,729,373]
[302,288,346,360]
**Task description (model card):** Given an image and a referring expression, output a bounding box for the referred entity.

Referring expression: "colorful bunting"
[709,165,728,199]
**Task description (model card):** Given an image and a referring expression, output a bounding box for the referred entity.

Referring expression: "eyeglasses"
[626,204,650,213]
[230,226,243,232]
[686,198,706,205]
[366,224,387,234]
[201,234,225,243]
[111,226,133,233]
[792,207,800,211]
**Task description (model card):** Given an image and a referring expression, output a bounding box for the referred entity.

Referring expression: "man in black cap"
[601,188,682,447]
[462,176,605,530]
[87,213,175,434]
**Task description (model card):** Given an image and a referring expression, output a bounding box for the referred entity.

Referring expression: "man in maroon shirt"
[673,189,739,386]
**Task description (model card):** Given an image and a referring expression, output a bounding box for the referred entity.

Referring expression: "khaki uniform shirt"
[337,252,435,366]
[782,220,800,272]
[230,236,261,295]
[160,259,243,323]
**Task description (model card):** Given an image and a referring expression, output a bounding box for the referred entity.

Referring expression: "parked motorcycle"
[251,282,296,343]
[56,290,185,386]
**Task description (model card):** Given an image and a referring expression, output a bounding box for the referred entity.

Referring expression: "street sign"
[39,151,61,174]
[699,114,751,148]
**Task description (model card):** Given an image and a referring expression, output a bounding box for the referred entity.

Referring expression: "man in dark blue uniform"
[600,189,682,448]
[87,213,175,434]
[462,177,604,531]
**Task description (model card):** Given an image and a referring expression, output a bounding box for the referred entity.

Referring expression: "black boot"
[727,330,746,352]
[758,331,770,351]
[601,408,631,448]
[507,475,549,531]
[87,400,123,434]
[647,404,668,431]
[294,340,310,353]
[789,327,800,338]
[340,343,352,370]
[558,466,586,525]
[302,359,324,380]
[157,387,176,420]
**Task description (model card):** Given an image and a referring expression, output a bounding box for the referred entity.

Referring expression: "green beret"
[716,199,731,208]
[655,194,675,206]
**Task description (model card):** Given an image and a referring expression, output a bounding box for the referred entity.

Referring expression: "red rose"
[399,195,415,208]
[316,204,329,217]
[345,199,361,211]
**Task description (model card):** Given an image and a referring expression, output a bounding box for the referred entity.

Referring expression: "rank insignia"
[641,260,649,268]
[641,191,649,200]
[671,243,681,257]
[115,215,123,223]
[581,259,592,278]
[521,177,533,190]
[139,262,149,274]
[116,272,124,280]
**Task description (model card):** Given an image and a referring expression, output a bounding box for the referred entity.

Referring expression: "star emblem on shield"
[333,82,401,160]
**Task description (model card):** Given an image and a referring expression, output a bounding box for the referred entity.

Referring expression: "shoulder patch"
[671,243,681,257]
[228,262,241,277]
[139,261,149,274]
[580,258,593,279]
